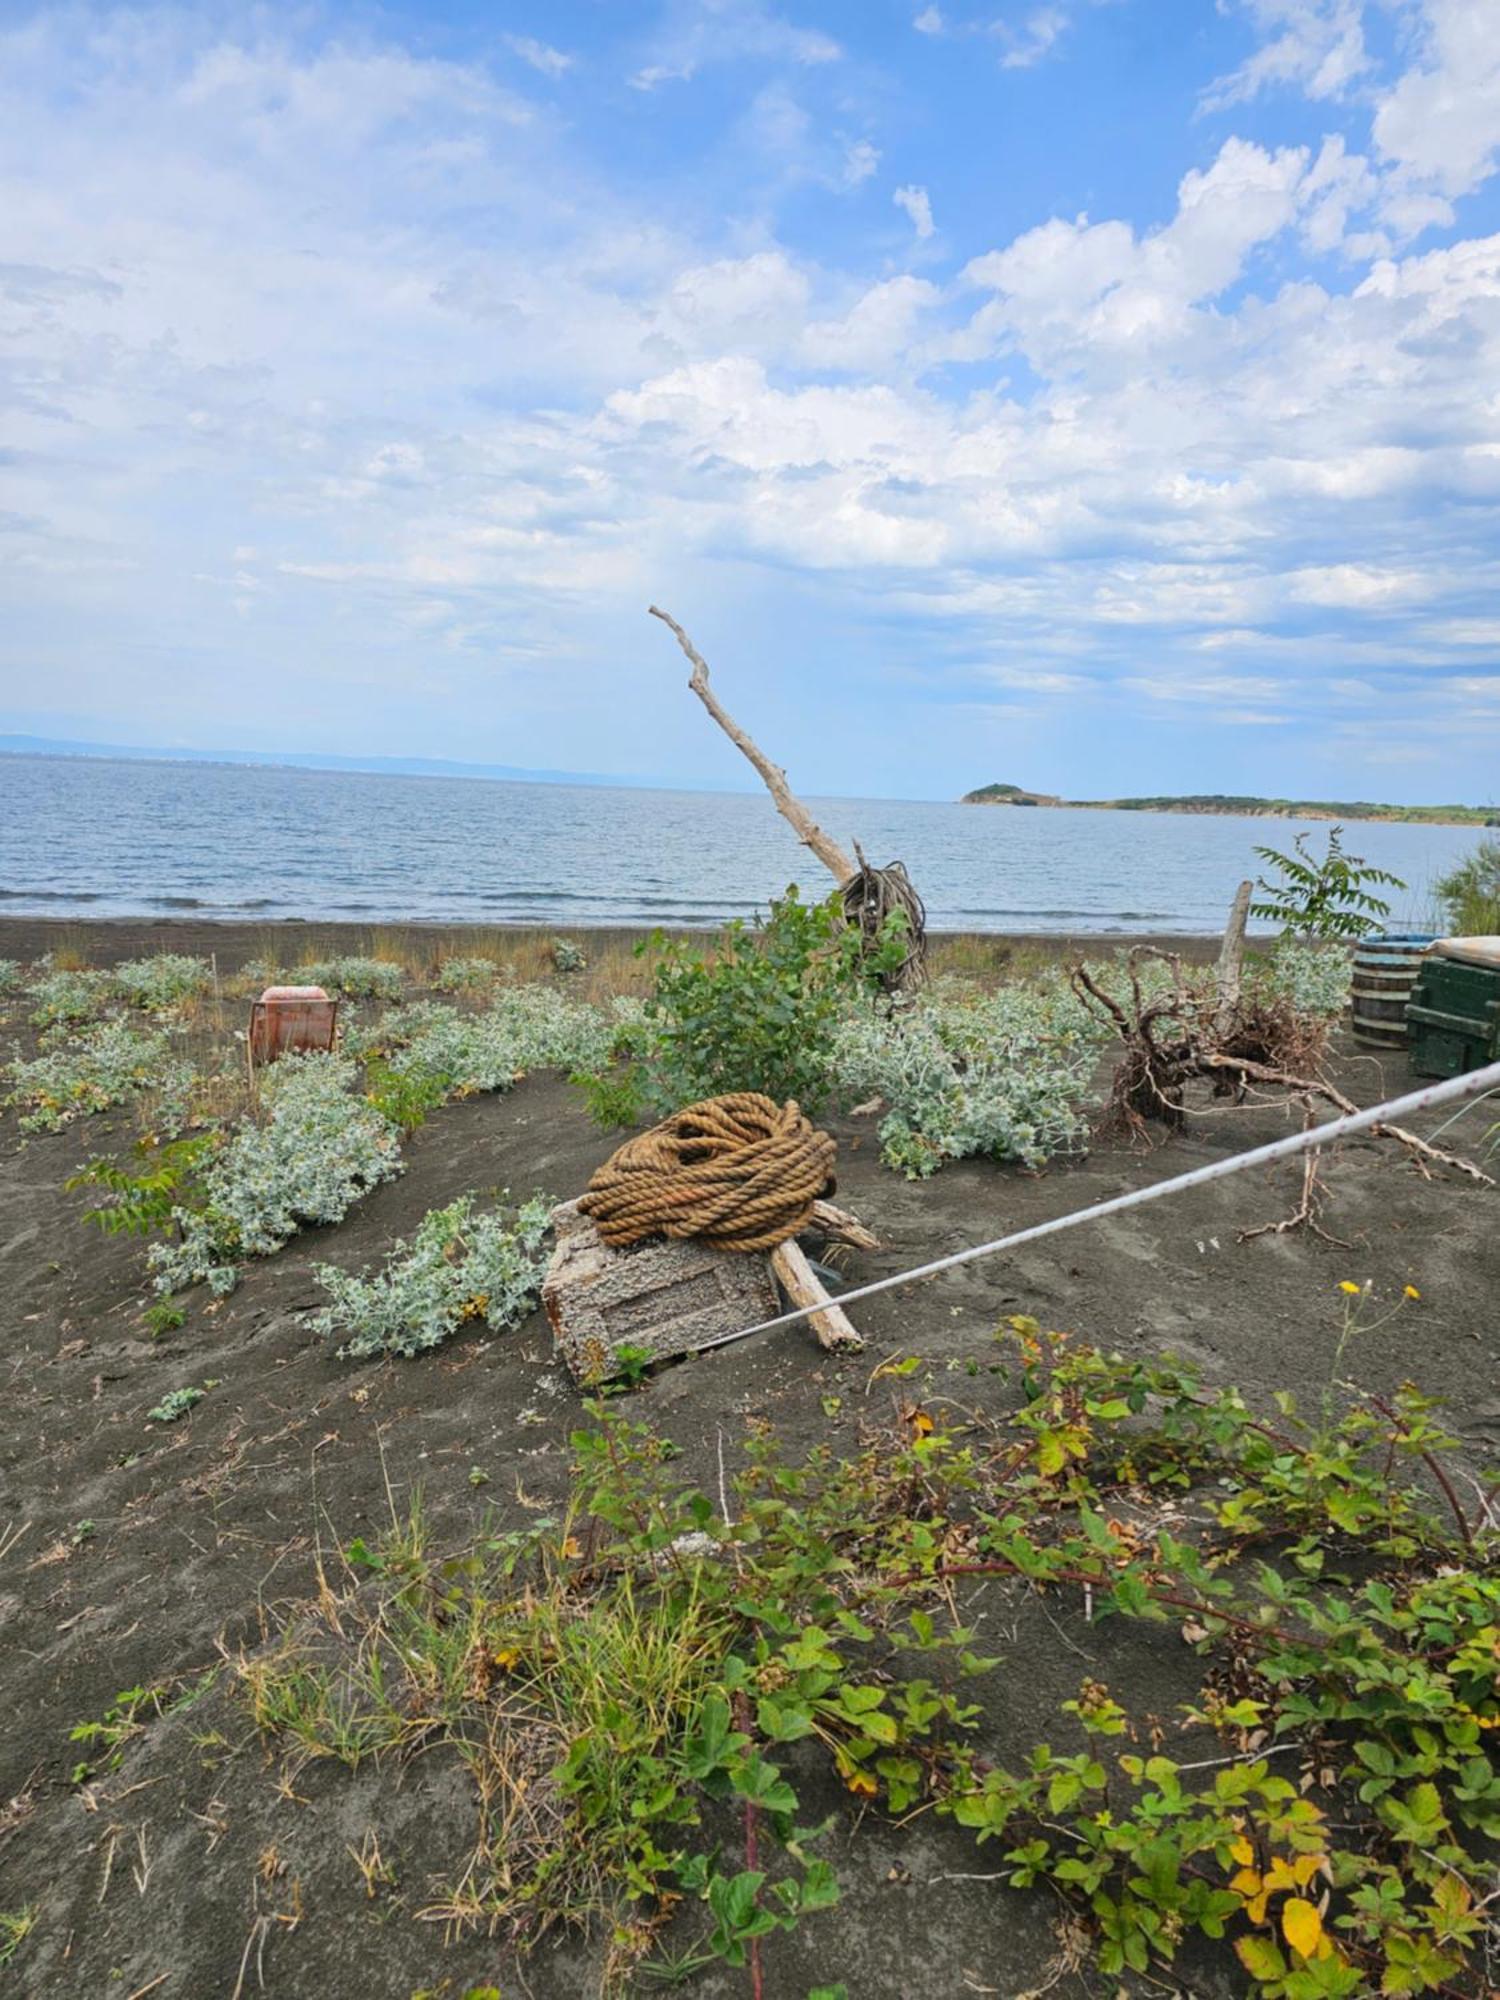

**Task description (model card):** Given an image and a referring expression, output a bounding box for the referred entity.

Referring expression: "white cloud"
[1203,1,1369,111]
[1372,0,1500,206]
[504,35,574,79]
[914,7,946,34]
[999,7,1070,71]
[893,183,935,238]
[840,138,880,187]
[628,3,841,89]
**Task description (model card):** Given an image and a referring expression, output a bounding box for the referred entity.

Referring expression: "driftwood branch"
[771,1237,864,1352]
[809,1198,881,1252]
[648,605,857,884]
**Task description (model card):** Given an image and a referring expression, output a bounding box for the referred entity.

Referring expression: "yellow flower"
[1404,1284,1421,1301]
[1337,1281,1360,1297]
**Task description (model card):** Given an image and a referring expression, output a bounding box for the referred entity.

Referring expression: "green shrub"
[1254,938,1353,1019]
[1433,833,1500,936]
[551,936,587,973]
[362,1056,450,1133]
[640,887,868,1112]
[0,959,20,995]
[310,1194,551,1360]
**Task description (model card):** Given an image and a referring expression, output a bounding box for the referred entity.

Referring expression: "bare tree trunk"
[1215,879,1252,1039]
[648,605,857,884]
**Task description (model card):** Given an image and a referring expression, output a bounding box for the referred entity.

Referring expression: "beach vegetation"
[112,953,213,1012]
[1433,833,1500,937]
[309,1194,551,1360]
[27,966,116,1029]
[551,936,587,973]
[0,959,20,995]
[0,1906,36,1967]
[433,955,499,992]
[300,956,406,999]
[149,1053,403,1295]
[241,1319,1497,1998]
[830,979,1100,1176]
[1251,827,1404,941]
[1254,938,1354,1019]
[7,1018,195,1134]
[146,1384,208,1423]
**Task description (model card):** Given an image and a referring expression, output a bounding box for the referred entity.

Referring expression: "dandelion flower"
[1338,1281,1360,1297]
[1404,1284,1421,1301]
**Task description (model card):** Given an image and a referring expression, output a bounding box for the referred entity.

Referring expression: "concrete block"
[543,1199,779,1383]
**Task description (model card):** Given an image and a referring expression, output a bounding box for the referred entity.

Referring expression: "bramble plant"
[309,1193,551,1361]
[1251,826,1405,941]
[146,1384,208,1423]
[240,1312,1499,1998]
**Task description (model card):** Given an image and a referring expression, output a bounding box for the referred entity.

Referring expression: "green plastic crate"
[1406,954,1500,1077]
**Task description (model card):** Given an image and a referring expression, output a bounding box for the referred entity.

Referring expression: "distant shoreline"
[959,783,1497,828]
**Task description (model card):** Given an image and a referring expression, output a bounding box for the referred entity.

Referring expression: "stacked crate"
[1406,941,1500,1078]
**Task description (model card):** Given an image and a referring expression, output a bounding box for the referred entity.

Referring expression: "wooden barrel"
[1350,934,1437,1047]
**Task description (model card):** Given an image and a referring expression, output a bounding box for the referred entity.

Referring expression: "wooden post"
[1216,879,1252,1038]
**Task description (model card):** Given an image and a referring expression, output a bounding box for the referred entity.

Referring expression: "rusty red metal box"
[249,986,339,1065]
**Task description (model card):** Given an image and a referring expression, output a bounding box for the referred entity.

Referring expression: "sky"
[2,1,1499,804]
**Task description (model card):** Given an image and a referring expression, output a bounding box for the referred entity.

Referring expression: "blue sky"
[2,1,1499,802]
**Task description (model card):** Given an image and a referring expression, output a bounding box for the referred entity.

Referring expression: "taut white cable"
[692,1059,1500,1357]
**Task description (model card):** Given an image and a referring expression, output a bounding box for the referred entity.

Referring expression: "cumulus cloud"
[893,183,935,238]
[1203,0,1369,110]
[2,3,1499,788]
[504,35,574,79]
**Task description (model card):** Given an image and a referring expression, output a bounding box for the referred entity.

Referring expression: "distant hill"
[0,734,661,790]
[959,784,1497,827]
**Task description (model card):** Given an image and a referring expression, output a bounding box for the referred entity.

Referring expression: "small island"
[959,784,1498,827]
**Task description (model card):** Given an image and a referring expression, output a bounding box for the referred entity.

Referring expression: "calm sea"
[0,754,1487,935]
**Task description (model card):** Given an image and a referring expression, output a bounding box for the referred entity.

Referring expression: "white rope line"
[698,1058,1500,1358]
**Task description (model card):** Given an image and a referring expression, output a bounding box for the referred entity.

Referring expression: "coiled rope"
[579,1092,837,1253]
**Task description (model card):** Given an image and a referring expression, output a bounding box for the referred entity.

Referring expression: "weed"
[571,1061,647,1130]
[243,1322,1499,1998]
[0,1907,35,1967]
[552,936,587,973]
[301,956,406,999]
[27,967,115,1029]
[143,1300,187,1338]
[364,1056,451,1133]
[639,886,871,1113]
[147,1384,209,1423]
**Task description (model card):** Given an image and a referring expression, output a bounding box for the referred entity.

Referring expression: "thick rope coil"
[578,1092,837,1253]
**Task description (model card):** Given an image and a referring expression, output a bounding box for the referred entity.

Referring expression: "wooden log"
[770,1237,865,1352]
[808,1198,881,1251]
